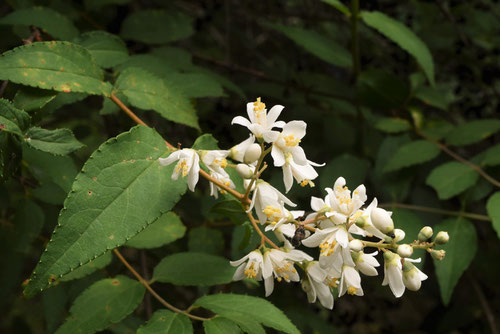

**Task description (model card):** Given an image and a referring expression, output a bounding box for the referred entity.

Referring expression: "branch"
[113,249,209,321]
[380,203,491,222]
[245,210,280,249]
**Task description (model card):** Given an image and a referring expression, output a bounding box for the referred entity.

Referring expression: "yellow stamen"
[253,97,266,112]
[347,287,358,295]
[220,158,228,168]
[175,160,189,177]
[244,263,257,278]
[283,135,301,147]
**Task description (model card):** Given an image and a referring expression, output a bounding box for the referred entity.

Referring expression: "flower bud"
[243,144,262,164]
[236,163,253,179]
[393,229,405,242]
[435,231,449,245]
[418,226,433,241]
[371,208,394,235]
[430,249,446,261]
[349,239,364,252]
[355,215,368,228]
[397,244,413,258]
[402,261,426,291]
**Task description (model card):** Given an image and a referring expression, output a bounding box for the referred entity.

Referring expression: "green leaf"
[445,120,500,146]
[126,212,186,249]
[384,140,440,172]
[420,120,454,140]
[188,226,224,255]
[357,69,409,109]
[153,252,235,286]
[114,67,198,129]
[121,10,194,44]
[481,144,500,167]
[0,42,112,96]
[0,6,78,40]
[374,117,411,133]
[24,127,84,155]
[0,98,30,131]
[137,310,192,334]
[24,126,188,297]
[320,0,350,15]
[195,294,300,334]
[60,251,112,282]
[414,85,454,110]
[361,11,435,85]
[55,275,146,334]
[319,153,370,190]
[13,87,57,111]
[210,200,247,225]
[167,72,225,98]
[433,218,477,305]
[84,0,130,11]
[266,23,351,68]
[73,31,128,69]
[42,285,68,334]
[486,192,500,239]
[222,313,265,334]
[0,114,23,136]
[203,317,241,334]
[426,162,479,200]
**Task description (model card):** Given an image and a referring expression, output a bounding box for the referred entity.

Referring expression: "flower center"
[274,262,296,282]
[347,286,358,295]
[319,241,337,256]
[213,158,228,168]
[244,262,257,278]
[253,97,266,123]
[175,159,189,177]
[300,179,315,188]
[326,277,338,288]
[283,134,301,147]
[263,205,282,224]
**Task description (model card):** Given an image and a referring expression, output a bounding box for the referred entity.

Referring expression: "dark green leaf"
[374,117,411,133]
[195,294,300,334]
[414,85,454,110]
[0,6,78,40]
[153,252,235,286]
[445,120,500,146]
[426,162,479,199]
[42,285,68,334]
[84,0,130,10]
[24,126,187,297]
[0,98,30,131]
[24,127,84,155]
[210,200,247,225]
[168,72,225,98]
[60,251,113,282]
[433,218,477,305]
[320,0,350,15]
[137,310,192,334]
[203,317,241,334]
[0,114,23,136]
[362,11,435,85]
[73,31,128,69]
[121,10,194,44]
[13,86,57,111]
[480,144,500,167]
[357,69,409,109]
[55,276,145,334]
[188,226,224,255]
[126,212,186,249]
[486,192,500,239]
[420,120,454,140]
[384,140,440,172]
[391,209,426,268]
[114,67,198,129]
[0,42,112,96]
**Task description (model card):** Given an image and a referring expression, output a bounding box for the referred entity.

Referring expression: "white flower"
[302,262,334,309]
[382,251,405,298]
[282,153,323,193]
[271,121,308,166]
[339,265,364,296]
[208,171,235,199]
[371,207,395,235]
[247,181,296,225]
[200,150,230,176]
[402,261,428,291]
[262,249,312,296]
[353,251,380,276]
[353,198,387,240]
[230,250,264,281]
[324,177,367,224]
[159,149,200,192]
[231,98,285,141]
[229,135,255,162]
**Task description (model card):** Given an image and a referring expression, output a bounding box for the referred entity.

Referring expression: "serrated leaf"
[384,140,440,172]
[320,0,350,15]
[0,114,23,136]
[137,310,192,334]
[126,212,186,249]
[24,126,187,297]
[24,127,84,155]
[13,86,57,111]
[433,218,477,305]
[486,192,500,239]
[0,6,78,40]
[60,251,112,282]
[195,294,300,334]
[55,276,145,334]
[168,72,225,98]
[426,162,479,199]
[481,144,500,167]
[121,9,193,44]
[357,69,409,109]
[188,227,224,255]
[0,98,30,131]
[374,117,411,133]
[73,31,128,69]
[266,23,351,68]
[361,11,435,85]
[445,119,500,146]
[153,252,235,286]
[203,317,241,334]
[114,67,198,129]
[0,42,112,95]
[222,313,265,334]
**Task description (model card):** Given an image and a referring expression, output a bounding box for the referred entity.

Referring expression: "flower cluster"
[158,98,449,309]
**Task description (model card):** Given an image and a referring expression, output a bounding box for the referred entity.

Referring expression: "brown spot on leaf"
[0,124,5,130]
[109,235,114,240]
[92,177,97,181]
[87,191,92,196]
[106,305,110,311]
[111,279,120,285]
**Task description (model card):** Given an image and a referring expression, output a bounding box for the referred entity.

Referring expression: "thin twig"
[380,203,491,222]
[113,249,210,321]
[246,210,280,249]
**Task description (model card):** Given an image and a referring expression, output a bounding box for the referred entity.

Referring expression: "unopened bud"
[402,262,423,291]
[371,208,394,234]
[243,144,261,164]
[435,231,449,245]
[393,229,405,242]
[349,239,364,252]
[383,250,397,262]
[430,249,446,261]
[355,215,368,228]
[418,226,433,241]
[397,244,413,258]
[236,164,253,179]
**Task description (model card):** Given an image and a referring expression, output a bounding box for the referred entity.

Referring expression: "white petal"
[274,120,286,128]
[271,145,286,167]
[388,266,405,298]
[308,262,327,282]
[231,116,252,128]
[283,120,307,139]
[232,264,247,280]
[187,154,200,192]
[263,130,280,143]
[230,252,251,266]
[264,276,274,297]
[310,196,325,211]
[315,281,334,310]
[267,105,284,126]
[262,253,274,279]
[158,151,180,166]
[283,164,293,193]
[291,146,307,165]
[301,231,326,248]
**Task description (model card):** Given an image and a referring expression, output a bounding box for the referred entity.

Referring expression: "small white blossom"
[402,261,428,291]
[230,250,264,282]
[282,153,323,193]
[263,249,312,296]
[159,149,200,192]
[271,121,308,166]
[324,177,367,224]
[200,150,230,176]
[382,251,405,298]
[229,135,255,162]
[247,181,296,225]
[353,251,380,276]
[339,265,364,296]
[244,143,262,164]
[371,207,395,235]
[397,244,413,258]
[302,262,334,310]
[353,198,387,240]
[208,171,235,199]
